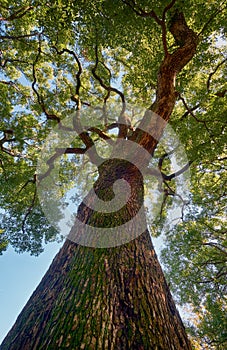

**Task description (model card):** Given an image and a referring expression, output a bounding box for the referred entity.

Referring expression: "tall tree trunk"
[1,161,192,350]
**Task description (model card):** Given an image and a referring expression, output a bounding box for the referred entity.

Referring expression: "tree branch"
[130,11,198,157]
[0,6,34,21]
[92,45,129,139]
[87,127,115,145]
[52,46,83,99]
[207,58,227,91]
[180,103,200,120]
[51,47,114,156]
[122,0,162,25]
[122,0,175,56]
[162,161,193,181]
[22,187,37,235]
[201,242,227,256]
[145,161,192,181]
[18,176,36,194]
[161,0,177,56]
[0,32,38,40]
[179,94,213,137]
[38,147,88,182]
[72,112,104,165]
[92,45,125,105]
[31,44,61,123]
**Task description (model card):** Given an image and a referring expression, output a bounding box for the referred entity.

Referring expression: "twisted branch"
[92,45,125,105]
[38,147,88,181]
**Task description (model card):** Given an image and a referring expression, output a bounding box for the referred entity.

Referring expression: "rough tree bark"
[1,10,198,350]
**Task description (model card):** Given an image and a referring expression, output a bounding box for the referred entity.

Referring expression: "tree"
[0,0,226,349]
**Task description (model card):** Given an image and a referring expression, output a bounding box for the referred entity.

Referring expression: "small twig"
[179,94,213,136]
[18,176,36,194]
[201,242,227,256]
[0,6,34,21]
[207,58,227,91]
[0,57,28,68]
[0,159,7,179]
[22,187,37,235]
[0,145,19,157]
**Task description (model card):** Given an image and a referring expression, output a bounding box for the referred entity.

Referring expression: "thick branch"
[161,0,177,56]
[145,161,192,181]
[72,112,103,165]
[130,11,198,157]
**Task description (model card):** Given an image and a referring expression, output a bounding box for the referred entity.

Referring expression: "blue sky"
[0,241,62,343]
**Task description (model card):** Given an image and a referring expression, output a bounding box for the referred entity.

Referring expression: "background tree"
[0,0,226,349]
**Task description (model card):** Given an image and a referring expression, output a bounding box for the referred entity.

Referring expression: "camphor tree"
[0,0,226,349]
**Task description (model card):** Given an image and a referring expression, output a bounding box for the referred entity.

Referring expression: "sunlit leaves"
[161,170,227,347]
